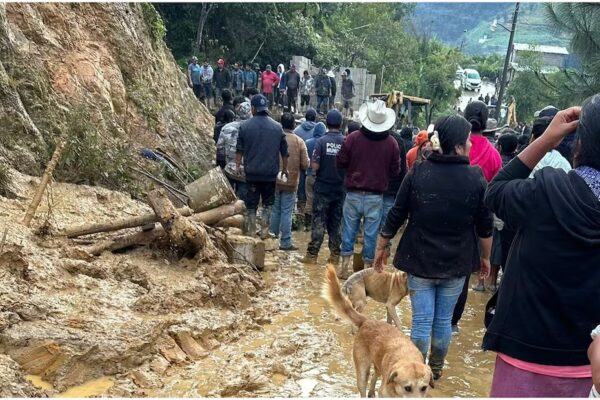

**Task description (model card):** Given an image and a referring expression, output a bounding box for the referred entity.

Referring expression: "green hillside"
[412,3,571,55]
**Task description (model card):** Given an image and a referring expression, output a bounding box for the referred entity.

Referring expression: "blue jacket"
[242,70,257,88]
[305,122,327,176]
[237,115,289,182]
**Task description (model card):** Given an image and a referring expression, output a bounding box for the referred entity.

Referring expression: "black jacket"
[214,103,235,124]
[384,132,407,197]
[236,114,288,182]
[483,158,600,366]
[381,153,493,279]
[214,67,231,89]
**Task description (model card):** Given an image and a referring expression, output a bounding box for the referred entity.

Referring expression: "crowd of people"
[188,57,356,116]
[210,71,600,396]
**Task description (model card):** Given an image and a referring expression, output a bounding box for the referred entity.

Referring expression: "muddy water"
[152,231,495,397]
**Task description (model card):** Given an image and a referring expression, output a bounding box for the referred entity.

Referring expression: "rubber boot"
[260,206,274,240]
[327,253,340,265]
[244,210,257,237]
[338,255,352,280]
[302,253,318,264]
[364,261,373,270]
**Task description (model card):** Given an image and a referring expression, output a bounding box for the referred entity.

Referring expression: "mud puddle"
[149,232,495,397]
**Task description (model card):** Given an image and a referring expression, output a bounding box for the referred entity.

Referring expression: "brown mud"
[2,169,495,397]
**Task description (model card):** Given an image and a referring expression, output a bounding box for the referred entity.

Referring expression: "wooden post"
[22,139,66,227]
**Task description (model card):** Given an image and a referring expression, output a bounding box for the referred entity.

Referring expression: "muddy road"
[18,219,494,397]
[150,232,494,397]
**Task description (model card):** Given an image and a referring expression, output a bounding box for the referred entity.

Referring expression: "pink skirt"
[490,355,592,397]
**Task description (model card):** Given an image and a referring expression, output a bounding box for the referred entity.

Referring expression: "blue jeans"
[378,194,396,232]
[269,190,296,248]
[408,274,466,371]
[341,192,383,263]
[317,96,329,113]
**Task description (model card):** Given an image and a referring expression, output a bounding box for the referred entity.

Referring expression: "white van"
[461,69,481,92]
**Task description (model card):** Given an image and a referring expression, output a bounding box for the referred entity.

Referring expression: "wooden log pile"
[62,191,246,260]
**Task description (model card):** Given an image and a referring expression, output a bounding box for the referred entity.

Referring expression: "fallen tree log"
[148,188,221,261]
[214,214,244,229]
[62,200,244,238]
[86,227,166,256]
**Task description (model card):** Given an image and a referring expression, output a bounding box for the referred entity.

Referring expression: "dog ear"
[387,371,398,384]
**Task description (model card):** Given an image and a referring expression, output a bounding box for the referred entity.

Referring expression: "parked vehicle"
[461,68,482,92]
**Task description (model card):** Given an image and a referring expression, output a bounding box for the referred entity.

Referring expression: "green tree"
[546,3,600,101]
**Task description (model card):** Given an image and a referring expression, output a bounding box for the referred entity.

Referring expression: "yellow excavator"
[369,90,431,128]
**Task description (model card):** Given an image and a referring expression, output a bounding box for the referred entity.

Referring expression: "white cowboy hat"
[358,100,396,133]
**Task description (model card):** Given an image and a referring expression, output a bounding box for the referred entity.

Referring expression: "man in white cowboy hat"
[335,99,401,279]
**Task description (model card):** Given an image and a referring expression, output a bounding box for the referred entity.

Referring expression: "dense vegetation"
[155,3,461,124]
[412,3,571,55]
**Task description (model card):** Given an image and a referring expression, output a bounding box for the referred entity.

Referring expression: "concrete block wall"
[286,56,377,114]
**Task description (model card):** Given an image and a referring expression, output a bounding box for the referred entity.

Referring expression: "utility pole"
[495,2,519,121]
[459,29,467,52]
[380,65,385,93]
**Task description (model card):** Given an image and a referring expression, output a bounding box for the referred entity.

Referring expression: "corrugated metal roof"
[513,43,569,55]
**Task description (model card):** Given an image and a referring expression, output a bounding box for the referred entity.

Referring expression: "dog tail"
[341,268,376,294]
[323,264,367,328]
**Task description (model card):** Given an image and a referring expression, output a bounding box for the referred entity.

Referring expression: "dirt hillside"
[0,3,214,181]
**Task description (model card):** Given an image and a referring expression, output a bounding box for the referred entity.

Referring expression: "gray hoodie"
[294,120,317,142]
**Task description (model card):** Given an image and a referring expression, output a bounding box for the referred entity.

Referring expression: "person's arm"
[299,140,310,171]
[398,139,407,182]
[589,326,600,394]
[373,169,414,272]
[485,107,580,227]
[389,139,400,178]
[235,126,244,173]
[311,140,322,172]
[336,136,351,169]
[280,131,289,176]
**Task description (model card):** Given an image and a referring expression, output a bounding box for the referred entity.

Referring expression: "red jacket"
[261,71,279,94]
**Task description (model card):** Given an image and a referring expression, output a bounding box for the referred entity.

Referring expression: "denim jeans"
[317,96,328,113]
[341,192,383,263]
[378,194,396,232]
[408,274,466,371]
[307,190,344,256]
[269,190,296,248]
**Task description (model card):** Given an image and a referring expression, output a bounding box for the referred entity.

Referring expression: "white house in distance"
[510,42,569,70]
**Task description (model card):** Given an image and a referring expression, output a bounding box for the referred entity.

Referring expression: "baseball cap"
[217,58,225,65]
[537,105,559,119]
[326,109,343,127]
[251,94,269,112]
[341,71,347,76]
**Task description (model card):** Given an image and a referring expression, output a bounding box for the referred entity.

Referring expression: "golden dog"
[324,265,433,398]
[342,268,408,329]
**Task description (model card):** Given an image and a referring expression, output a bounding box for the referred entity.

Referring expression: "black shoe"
[280,245,299,251]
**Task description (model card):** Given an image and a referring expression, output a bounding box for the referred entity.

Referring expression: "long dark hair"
[464,101,488,134]
[575,93,600,170]
[434,115,471,155]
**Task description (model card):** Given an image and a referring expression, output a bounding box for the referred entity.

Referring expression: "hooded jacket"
[483,158,600,366]
[304,122,327,176]
[294,120,318,142]
[315,73,331,97]
[470,134,502,182]
[213,67,231,89]
[218,102,252,181]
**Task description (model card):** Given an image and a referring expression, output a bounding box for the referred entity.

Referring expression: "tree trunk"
[86,227,166,256]
[148,188,220,261]
[193,3,213,55]
[62,200,244,238]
